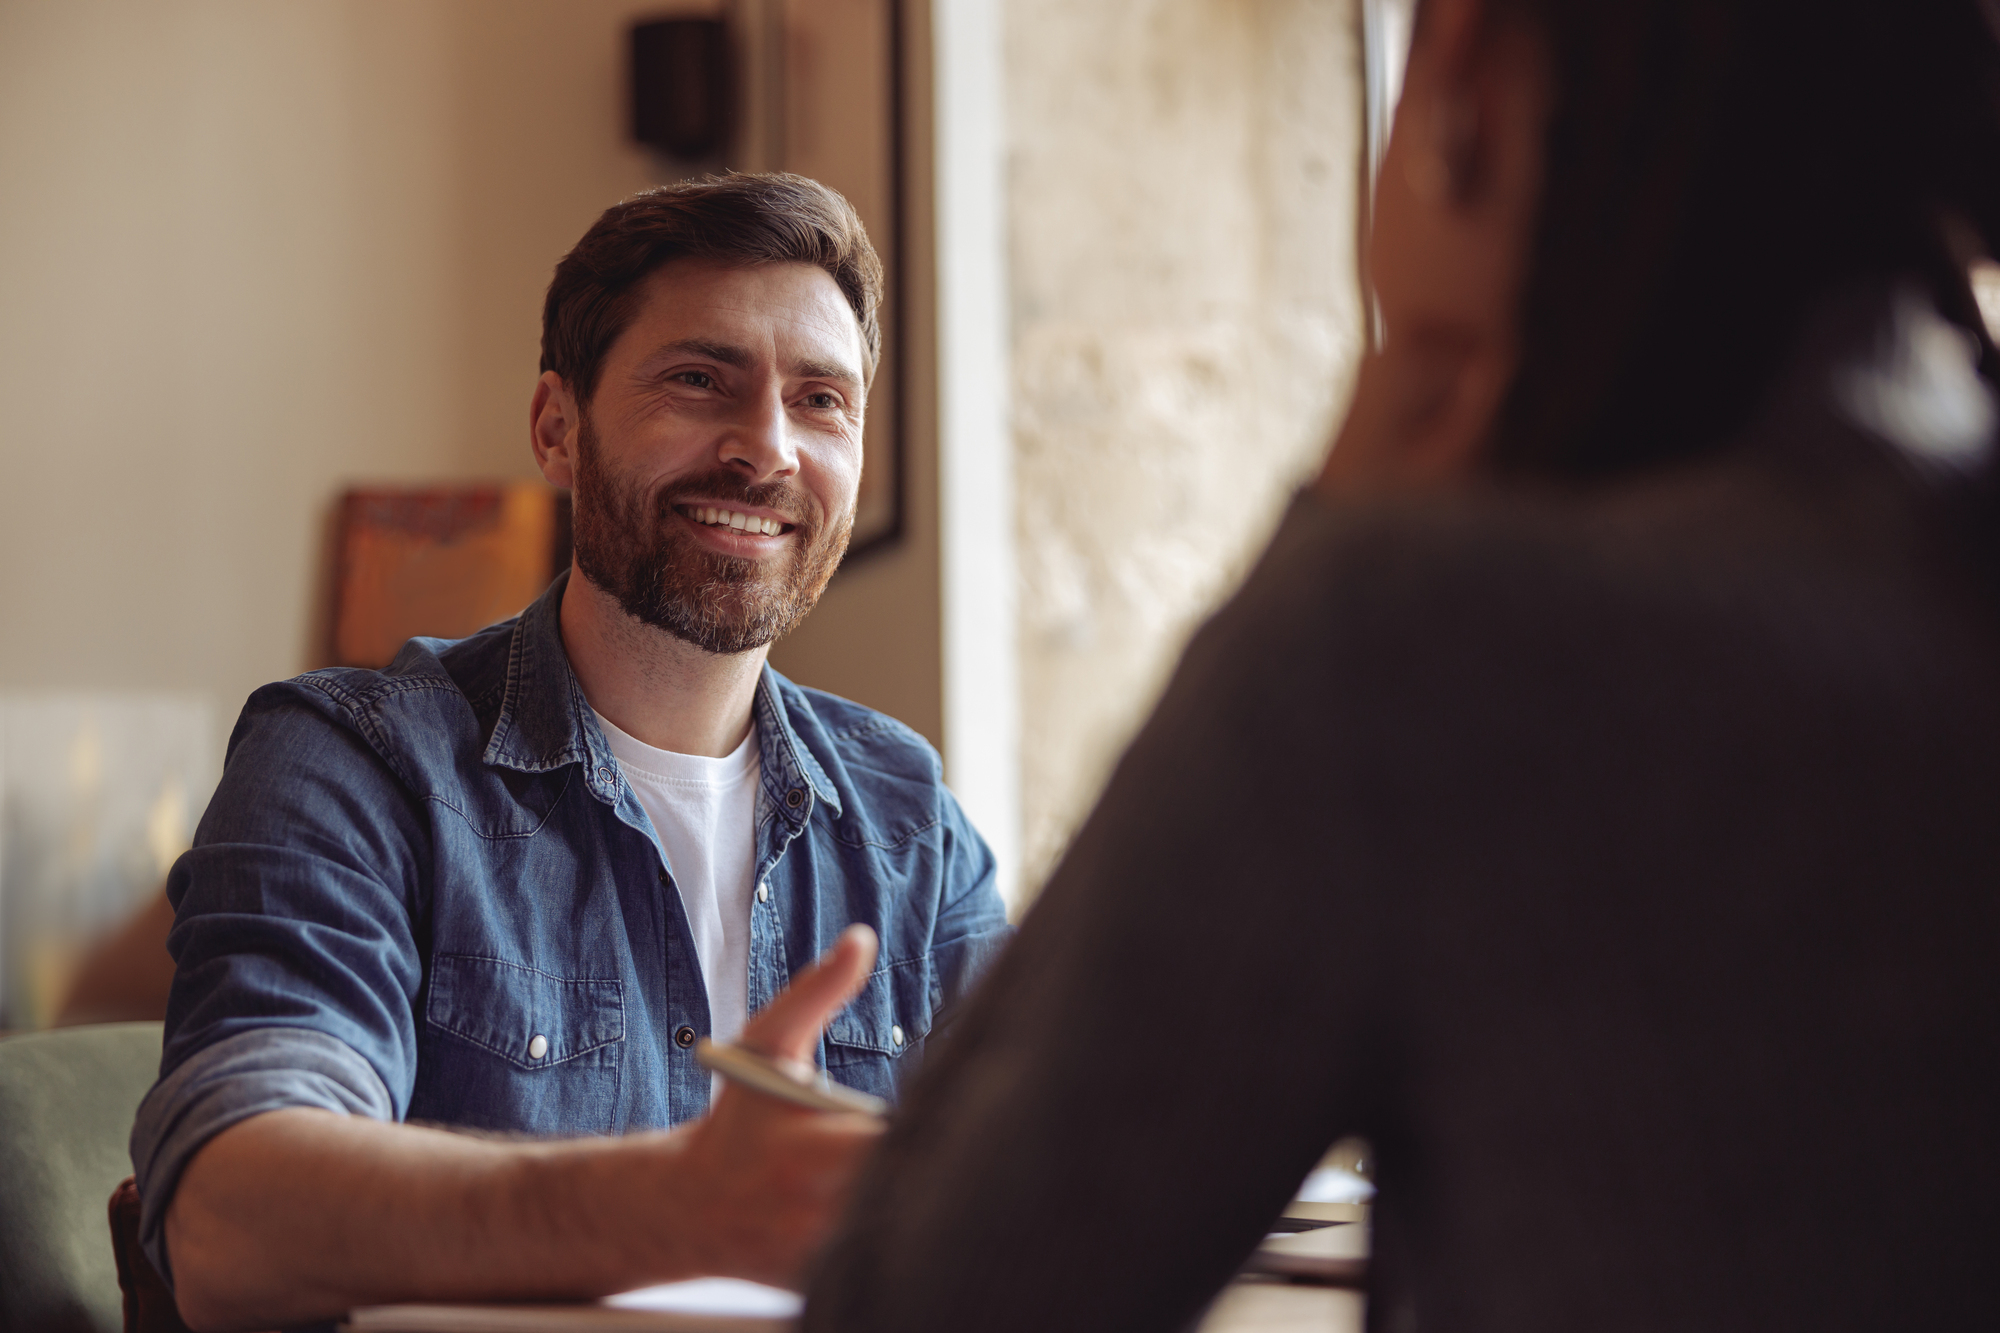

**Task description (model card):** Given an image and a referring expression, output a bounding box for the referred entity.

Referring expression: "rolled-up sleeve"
[128,676,432,1285]
[130,1027,393,1284]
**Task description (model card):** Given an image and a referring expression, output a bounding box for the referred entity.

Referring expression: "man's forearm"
[165,1108,689,1332]
[164,930,885,1332]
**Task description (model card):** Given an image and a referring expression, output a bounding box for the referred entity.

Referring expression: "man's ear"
[530,371,582,489]
[1400,0,1495,209]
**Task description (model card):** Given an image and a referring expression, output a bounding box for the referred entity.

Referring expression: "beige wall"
[1006,0,1365,894]
[0,0,942,765]
[0,0,1365,891]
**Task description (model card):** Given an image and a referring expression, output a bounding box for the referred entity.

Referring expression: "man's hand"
[166,926,887,1331]
[662,923,887,1288]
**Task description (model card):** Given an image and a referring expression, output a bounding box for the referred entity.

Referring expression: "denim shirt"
[130,573,1010,1280]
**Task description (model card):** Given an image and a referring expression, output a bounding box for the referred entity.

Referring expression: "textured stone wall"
[1007,0,1366,895]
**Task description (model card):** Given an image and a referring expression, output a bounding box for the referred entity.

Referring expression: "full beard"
[570,417,853,655]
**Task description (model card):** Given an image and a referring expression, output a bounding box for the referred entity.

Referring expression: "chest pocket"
[412,953,625,1135]
[823,957,933,1103]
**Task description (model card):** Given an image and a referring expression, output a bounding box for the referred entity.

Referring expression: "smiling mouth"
[677,504,794,537]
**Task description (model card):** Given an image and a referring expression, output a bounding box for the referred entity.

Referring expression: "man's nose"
[718,385,799,483]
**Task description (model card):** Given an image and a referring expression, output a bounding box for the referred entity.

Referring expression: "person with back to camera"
[806,1,2000,1330]
[128,174,1010,1332]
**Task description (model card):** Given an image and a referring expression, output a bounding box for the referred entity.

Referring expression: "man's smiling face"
[566,256,866,654]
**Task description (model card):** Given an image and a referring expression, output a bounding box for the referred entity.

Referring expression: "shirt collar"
[481,569,841,816]
[752,669,843,818]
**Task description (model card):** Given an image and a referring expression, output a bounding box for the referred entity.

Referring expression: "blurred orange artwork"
[331,484,567,668]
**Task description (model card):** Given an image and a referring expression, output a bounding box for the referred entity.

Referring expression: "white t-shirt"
[593,711,760,1047]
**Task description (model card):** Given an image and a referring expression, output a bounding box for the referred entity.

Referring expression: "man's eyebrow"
[792,357,862,387]
[653,338,754,369]
[650,340,860,387]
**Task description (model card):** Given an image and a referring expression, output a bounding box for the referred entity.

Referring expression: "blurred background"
[0,0,1371,1029]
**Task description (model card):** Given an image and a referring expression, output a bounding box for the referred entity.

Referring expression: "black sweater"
[807,288,2000,1333]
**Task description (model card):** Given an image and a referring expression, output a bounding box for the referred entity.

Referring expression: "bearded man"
[129,174,1010,1333]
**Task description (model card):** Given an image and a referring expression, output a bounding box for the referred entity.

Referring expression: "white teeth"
[689,506,782,534]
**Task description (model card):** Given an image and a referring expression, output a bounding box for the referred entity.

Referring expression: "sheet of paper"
[1292,1164,1375,1204]
[606,1279,803,1318]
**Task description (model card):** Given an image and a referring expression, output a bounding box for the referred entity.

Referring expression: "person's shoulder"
[233,616,520,772]
[763,672,967,852]
[772,674,944,785]
[1227,445,1990,741]
[1277,447,1887,632]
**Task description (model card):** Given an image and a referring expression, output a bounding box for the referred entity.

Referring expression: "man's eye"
[802,392,840,409]
[677,371,716,390]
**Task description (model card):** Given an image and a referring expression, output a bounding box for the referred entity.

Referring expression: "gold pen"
[695,1039,889,1117]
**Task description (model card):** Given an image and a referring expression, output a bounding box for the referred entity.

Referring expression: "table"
[351,1277,1363,1333]
[351,1206,1370,1332]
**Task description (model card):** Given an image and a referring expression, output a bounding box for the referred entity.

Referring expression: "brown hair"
[539,172,884,404]
[1476,0,2000,478]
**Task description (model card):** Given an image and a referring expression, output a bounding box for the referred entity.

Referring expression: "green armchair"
[0,1023,163,1333]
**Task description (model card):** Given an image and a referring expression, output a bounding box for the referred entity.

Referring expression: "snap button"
[890,1024,905,1048]
[658,867,669,886]
[674,1025,697,1049]
[528,1034,549,1060]
[785,788,805,809]
[756,882,770,903]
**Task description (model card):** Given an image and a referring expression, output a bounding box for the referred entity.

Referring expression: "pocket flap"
[428,954,623,1069]
[825,958,932,1060]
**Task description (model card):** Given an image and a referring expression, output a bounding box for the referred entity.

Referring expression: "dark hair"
[1480,0,2000,477]
[540,172,884,404]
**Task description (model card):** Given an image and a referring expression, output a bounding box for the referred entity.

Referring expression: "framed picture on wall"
[326,485,570,669]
